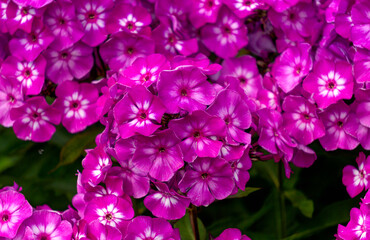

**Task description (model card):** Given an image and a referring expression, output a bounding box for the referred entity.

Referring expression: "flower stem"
[189,204,200,240]
[278,161,287,239]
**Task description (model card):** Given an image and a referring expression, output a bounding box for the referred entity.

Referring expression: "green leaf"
[282,198,357,240]
[227,187,261,199]
[284,190,314,218]
[52,126,102,171]
[174,212,207,240]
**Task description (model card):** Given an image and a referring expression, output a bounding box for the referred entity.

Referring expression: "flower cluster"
[0,0,369,238]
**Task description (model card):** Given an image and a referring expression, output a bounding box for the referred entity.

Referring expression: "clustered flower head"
[0,0,369,238]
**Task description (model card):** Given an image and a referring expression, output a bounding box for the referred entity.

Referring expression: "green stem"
[189,204,200,240]
[278,161,287,239]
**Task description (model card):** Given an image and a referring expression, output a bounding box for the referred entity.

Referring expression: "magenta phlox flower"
[257,108,297,161]
[44,42,94,84]
[354,48,370,84]
[207,89,252,145]
[0,190,32,239]
[113,85,166,138]
[75,0,114,47]
[9,19,54,62]
[230,148,252,191]
[282,95,325,145]
[125,216,180,240]
[351,89,370,150]
[189,0,222,28]
[0,76,24,127]
[23,210,73,240]
[111,138,150,198]
[219,56,263,99]
[291,144,317,168]
[318,101,359,151]
[1,55,46,95]
[268,2,318,41]
[119,54,170,88]
[6,1,41,34]
[100,32,155,71]
[157,66,216,114]
[44,1,85,50]
[144,182,190,220]
[54,81,99,133]
[152,21,198,57]
[81,145,112,186]
[351,2,370,50]
[84,195,134,229]
[343,152,370,198]
[178,157,234,206]
[86,220,123,240]
[303,59,354,109]
[171,53,222,75]
[132,129,184,182]
[271,43,312,93]
[215,228,251,240]
[169,110,226,163]
[201,6,248,58]
[108,3,152,36]
[10,96,61,142]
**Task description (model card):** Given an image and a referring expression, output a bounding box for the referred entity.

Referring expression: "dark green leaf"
[285,190,314,218]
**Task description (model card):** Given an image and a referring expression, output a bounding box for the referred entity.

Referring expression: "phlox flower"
[282,95,325,145]
[75,0,114,47]
[303,60,354,109]
[99,32,154,71]
[207,89,252,145]
[12,0,53,8]
[108,3,152,36]
[171,53,222,75]
[354,48,370,84]
[0,190,32,239]
[179,157,234,206]
[318,101,359,151]
[352,89,370,150]
[86,221,122,240]
[343,152,370,198]
[22,210,73,240]
[10,96,61,142]
[230,148,252,191]
[124,216,180,240]
[157,66,217,114]
[144,182,190,220]
[132,129,184,182]
[0,0,10,33]
[8,19,54,62]
[6,1,41,34]
[44,1,85,50]
[271,43,312,93]
[84,195,134,229]
[54,81,99,133]
[169,110,226,163]
[1,55,46,95]
[336,206,370,240]
[113,85,166,138]
[222,0,267,19]
[201,6,248,58]
[219,55,263,99]
[44,42,94,84]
